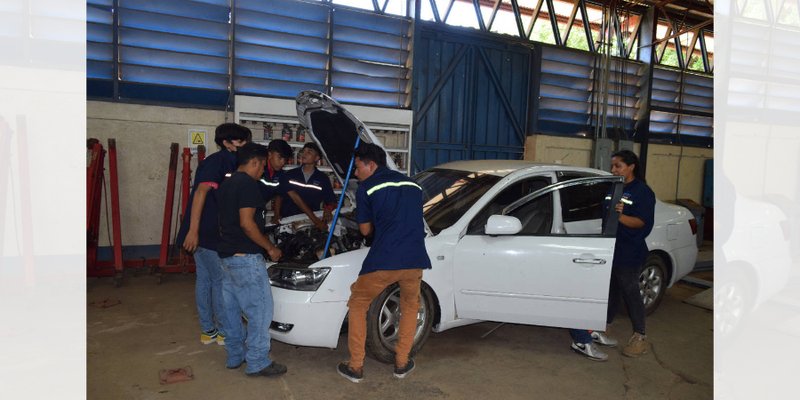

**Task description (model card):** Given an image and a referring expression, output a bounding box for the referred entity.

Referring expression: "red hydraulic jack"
[87,138,125,286]
[86,139,104,272]
[154,144,197,283]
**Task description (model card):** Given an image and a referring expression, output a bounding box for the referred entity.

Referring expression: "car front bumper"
[269,286,349,349]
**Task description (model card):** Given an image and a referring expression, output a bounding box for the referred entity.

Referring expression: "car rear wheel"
[640,254,668,315]
[365,283,435,364]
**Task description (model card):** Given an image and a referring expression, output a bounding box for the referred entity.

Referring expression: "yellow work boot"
[622,333,648,357]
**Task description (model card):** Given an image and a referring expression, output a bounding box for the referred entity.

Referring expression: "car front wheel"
[640,254,668,315]
[365,283,435,364]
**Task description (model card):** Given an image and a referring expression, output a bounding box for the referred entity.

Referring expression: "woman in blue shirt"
[604,150,656,357]
[570,150,655,360]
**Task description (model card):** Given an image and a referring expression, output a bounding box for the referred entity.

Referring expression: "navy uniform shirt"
[356,167,432,275]
[175,149,237,251]
[612,178,656,268]
[217,171,268,258]
[260,163,285,203]
[279,166,336,217]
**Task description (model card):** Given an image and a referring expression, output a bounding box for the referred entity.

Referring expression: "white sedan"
[266,92,698,363]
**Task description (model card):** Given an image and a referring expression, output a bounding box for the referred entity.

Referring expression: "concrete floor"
[87,274,712,400]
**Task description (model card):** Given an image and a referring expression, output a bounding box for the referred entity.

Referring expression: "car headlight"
[268,266,331,291]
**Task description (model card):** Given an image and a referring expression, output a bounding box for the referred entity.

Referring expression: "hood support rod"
[321,135,362,259]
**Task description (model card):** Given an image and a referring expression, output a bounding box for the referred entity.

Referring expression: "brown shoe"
[622,333,648,357]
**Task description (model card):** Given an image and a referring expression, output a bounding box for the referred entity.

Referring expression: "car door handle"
[572,258,607,265]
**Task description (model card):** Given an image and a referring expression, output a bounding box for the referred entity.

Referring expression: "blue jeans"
[220,254,274,374]
[194,247,225,335]
[569,329,592,344]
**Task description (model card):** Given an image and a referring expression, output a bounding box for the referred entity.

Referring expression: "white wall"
[87,101,228,248]
[523,134,713,204]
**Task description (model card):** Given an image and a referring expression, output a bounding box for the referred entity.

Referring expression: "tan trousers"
[346,268,423,370]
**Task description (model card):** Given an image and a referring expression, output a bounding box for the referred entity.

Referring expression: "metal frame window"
[86,0,413,109]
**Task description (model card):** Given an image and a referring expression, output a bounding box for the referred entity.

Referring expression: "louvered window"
[87,0,114,97]
[86,0,412,109]
[330,8,411,107]
[233,0,328,98]
[537,46,642,138]
[649,67,713,142]
[116,0,232,105]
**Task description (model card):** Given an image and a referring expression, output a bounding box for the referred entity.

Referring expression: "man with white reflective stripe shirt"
[259,139,292,207]
[272,142,334,231]
[337,143,431,383]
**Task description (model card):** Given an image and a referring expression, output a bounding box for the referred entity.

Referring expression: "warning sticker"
[192,133,204,144]
[188,128,206,151]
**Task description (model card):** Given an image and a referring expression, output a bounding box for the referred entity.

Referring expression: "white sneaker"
[591,331,618,347]
[571,341,608,362]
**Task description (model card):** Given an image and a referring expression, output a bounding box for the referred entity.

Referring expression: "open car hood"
[296,91,431,236]
[296,91,397,194]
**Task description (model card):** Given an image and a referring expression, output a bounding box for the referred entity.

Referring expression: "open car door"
[452,176,624,331]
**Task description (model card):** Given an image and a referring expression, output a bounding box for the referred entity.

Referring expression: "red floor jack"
[87,138,125,286]
[86,139,104,273]
[155,144,196,283]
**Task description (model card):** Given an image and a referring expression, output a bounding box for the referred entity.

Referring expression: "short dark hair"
[236,142,268,167]
[303,141,322,157]
[214,123,252,147]
[267,139,293,159]
[354,142,386,167]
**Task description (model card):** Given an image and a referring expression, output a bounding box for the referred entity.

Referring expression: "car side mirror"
[485,215,522,235]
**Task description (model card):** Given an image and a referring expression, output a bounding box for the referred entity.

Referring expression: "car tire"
[365,283,435,364]
[640,254,668,315]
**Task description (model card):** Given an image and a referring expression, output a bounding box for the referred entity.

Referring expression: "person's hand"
[615,201,625,214]
[271,214,281,225]
[183,230,199,253]
[323,210,333,223]
[267,247,282,262]
[313,218,328,232]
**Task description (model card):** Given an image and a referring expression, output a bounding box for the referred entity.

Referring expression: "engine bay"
[266,211,366,266]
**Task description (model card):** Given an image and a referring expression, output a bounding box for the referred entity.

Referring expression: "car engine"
[267,212,366,264]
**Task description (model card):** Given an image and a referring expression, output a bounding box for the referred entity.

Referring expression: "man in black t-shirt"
[217,142,287,378]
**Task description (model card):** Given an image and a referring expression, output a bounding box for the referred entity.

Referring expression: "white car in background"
[266,91,699,363]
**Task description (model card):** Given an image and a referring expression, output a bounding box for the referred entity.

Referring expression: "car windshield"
[414,168,501,234]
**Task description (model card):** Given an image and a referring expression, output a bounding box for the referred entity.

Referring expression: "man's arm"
[239,207,283,261]
[287,190,327,230]
[359,222,373,237]
[271,195,283,224]
[321,176,337,223]
[182,183,212,253]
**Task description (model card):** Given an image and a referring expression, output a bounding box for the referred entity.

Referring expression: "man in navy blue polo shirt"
[272,142,334,231]
[176,122,251,346]
[259,139,293,206]
[337,143,431,383]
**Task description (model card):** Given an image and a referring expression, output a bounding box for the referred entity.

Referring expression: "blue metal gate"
[411,25,531,173]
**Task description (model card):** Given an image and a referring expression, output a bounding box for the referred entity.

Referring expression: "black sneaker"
[337,362,363,383]
[246,362,287,377]
[393,359,415,379]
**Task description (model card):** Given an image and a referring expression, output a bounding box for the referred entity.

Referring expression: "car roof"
[432,160,610,177]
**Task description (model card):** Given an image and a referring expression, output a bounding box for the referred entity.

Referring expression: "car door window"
[558,181,613,235]
[503,176,623,237]
[467,177,552,235]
